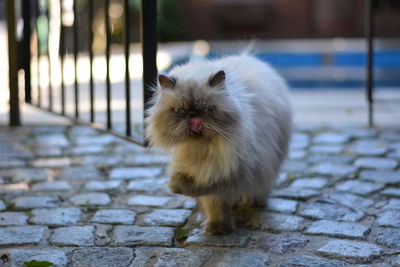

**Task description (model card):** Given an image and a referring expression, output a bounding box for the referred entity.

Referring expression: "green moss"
[175,228,189,242]
[24,260,54,267]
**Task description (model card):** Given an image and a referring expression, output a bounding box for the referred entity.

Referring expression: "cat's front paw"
[204,220,234,236]
[169,172,196,196]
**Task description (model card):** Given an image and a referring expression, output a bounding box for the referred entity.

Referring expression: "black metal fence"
[6,0,377,145]
[7,0,157,145]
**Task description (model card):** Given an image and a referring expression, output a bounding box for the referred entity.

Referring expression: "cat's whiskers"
[166,120,186,144]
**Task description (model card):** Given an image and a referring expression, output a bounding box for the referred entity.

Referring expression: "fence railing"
[7,0,157,145]
[7,0,377,144]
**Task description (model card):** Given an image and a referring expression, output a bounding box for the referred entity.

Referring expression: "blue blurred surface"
[170,51,400,89]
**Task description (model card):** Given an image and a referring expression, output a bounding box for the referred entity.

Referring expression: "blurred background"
[1,0,399,132]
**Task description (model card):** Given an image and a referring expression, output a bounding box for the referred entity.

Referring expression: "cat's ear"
[158,74,176,89]
[209,70,225,88]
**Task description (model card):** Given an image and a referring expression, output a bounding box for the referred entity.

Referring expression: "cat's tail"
[240,40,256,56]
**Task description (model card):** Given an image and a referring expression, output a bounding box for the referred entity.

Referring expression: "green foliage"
[175,227,189,242]
[23,260,54,267]
[128,0,184,41]
[158,0,184,41]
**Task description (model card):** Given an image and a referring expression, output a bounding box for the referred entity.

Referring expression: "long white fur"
[147,54,292,203]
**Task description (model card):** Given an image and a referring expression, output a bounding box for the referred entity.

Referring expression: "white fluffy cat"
[146,53,292,235]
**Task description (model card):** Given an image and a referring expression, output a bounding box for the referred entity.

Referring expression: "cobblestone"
[272,187,320,200]
[254,212,307,232]
[50,225,95,246]
[381,187,400,197]
[307,154,354,164]
[290,177,328,189]
[288,149,306,159]
[299,202,364,222]
[279,255,346,267]
[141,209,192,226]
[94,224,112,246]
[30,207,82,226]
[336,180,384,195]
[31,181,72,191]
[304,220,370,239]
[0,200,6,211]
[34,146,63,157]
[31,157,71,168]
[313,132,350,144]
[91,209,136,224]
[1,125,399,265]
[217,251,270,267]
[382,198,400,210]
[354,157,398,170]
[309,162,357,177]
[360,170,400,184]
[325,192,374,209]
[36,133,69,147]
[2,249,68,267]
[112,225,175,246]
[0,168,51,182]
[186,228,251,247]
[70,193,111,206]
[59,166,101,180]
[127,195,173,207]
[267,198,298,214]
[74,135,116,146]
[348,139,388,156]
[310,145,343,154]
[125,154,171,165]
[81,154,123,166]
[71,247,134,267]
[0,226,48,246]
[85,180,123,191]
[282,161,308,174]
[255,233,309,254]
[69,145,105,155]
[375,210,400,227]
[0,182,29,193]
[316,239,382,263]
[0,212,28,226]
[0,142,33,159]
[109,167,162,179]
[376,228,400,249]
[393,255,400,267]
[14,196,61,209]
[130,247,214,267]
[0,159,25,168]
[127,177,169,192]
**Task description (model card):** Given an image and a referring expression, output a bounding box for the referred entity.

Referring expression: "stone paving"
[0,125,399,266]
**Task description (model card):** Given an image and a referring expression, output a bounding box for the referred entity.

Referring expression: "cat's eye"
[172,107,184,114]
[202,107,213,114]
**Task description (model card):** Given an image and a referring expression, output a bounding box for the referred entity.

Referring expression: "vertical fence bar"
[124,0,131,136]
[365,0,375,127]
[47,1,53,111]
[105,0,112,129]
[73,0,79,118]
[60,0,65,114]
[88,0,95,123]
[36,1,42,107]
[141,0,158,144]
[7,0,21,126]
[22,0,32,103]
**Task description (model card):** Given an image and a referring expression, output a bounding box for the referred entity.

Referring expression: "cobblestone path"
[0,125,399,266]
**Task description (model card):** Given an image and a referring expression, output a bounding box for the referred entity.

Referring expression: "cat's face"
[146,70,240,147]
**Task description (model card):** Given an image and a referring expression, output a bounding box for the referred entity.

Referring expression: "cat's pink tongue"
[189,117,203,133]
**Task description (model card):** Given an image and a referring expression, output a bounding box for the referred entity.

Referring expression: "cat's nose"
[188,113,198,118]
